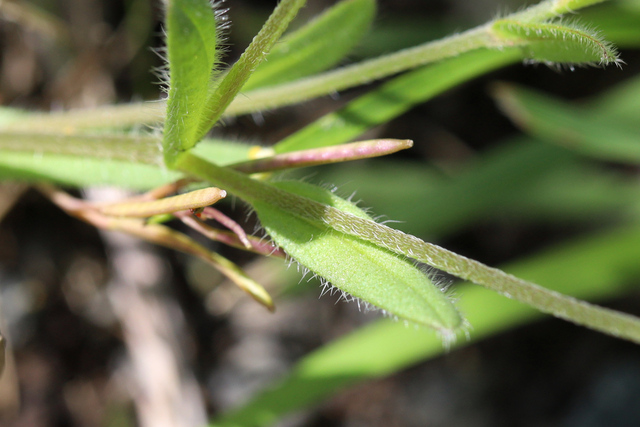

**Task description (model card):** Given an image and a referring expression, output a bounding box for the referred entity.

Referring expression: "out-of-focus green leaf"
[493,83,640,164]
[242,0,376,91]
[273,48,521,153]
[579,0,640,48]
[587,74,640,125]
[313,141,580,237]
[314,139,640,237]
[353,16,461,59]
[211,223,640,427]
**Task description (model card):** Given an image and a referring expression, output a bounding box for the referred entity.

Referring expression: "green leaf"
[313,141,582,237]
[194,0,307,141]
[273,48,522,153]
[179,153,640,345]
[491,19,620,66]
[0,103,166,133]
[0,151,181,189]
[211,223,640,427]
[177,154,462,331]
[163,0,220,165]
[578,1,640,48]
[252,180,463,332]
[586,74,640,125]
[0,136,254,189]
[493,83,640,163]
[242,0,376,92]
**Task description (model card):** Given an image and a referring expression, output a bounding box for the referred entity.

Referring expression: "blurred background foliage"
[1,0,640,426]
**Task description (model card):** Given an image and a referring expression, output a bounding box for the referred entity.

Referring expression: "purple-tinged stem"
[231,139,413,174]
[200,207,252,248]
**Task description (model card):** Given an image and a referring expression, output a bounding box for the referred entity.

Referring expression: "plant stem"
[222,0,613,116]
[223,27,497,116]
[178,152,640,344]
[0,102,165,133]
[0,132,162,164]
[2,0,612,132]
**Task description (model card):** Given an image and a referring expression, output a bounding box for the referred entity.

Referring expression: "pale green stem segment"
[0,103,165,133]
[222,26,496,116]
[177,153,640,343]
[0,0,614,131]
[0,132,162,164]
[97,187,226,217]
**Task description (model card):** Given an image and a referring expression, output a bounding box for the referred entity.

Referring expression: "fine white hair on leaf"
[419,264,455,293]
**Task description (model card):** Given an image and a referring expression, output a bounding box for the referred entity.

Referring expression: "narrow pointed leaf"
[179,154,462,331]
[163,0,220,165]
[0,150,181,189]
[231,139,412,174]
[242,0,376,91]
[493,83,640,163]
[195,0,307,141]
[273,48,522,153]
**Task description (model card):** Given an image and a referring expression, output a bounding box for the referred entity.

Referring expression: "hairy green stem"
[0,132,162,164]
[223,27,496,115]
[178,152,640,344]
[0,102,165,133]
[1,0,611,132]
[222,0,612,115]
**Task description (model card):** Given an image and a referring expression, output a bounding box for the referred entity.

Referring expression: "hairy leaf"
[491,19,620,66]
[251,180,463,332]
[242,0,376,91]
[194,0,307,141]
[163,0,221,164]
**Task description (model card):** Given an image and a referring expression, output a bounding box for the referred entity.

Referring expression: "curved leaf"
[491,19,620,66]
[252,180,463,332]
[242,0,376,91]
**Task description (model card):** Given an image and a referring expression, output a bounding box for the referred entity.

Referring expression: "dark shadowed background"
[1,0,640,426]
